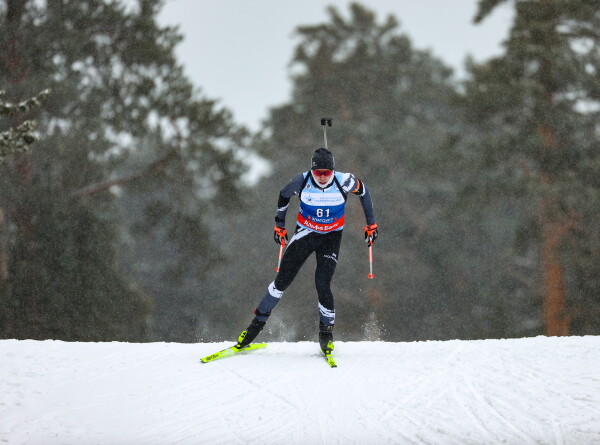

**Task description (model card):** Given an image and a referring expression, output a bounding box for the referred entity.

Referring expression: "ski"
[324,351,337,368]
[321,339,337,368]
[200,343,267,364]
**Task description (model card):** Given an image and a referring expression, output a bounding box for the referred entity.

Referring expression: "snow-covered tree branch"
[0,88,50,162]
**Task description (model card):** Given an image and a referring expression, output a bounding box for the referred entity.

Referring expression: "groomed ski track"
[1,336,599,444]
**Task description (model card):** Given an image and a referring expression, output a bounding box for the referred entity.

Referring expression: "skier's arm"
[342,173,376,225]
[351,178,378,245]
[275,173,305,227]
[356,183,376,226]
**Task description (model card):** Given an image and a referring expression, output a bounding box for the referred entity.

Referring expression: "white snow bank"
[1,336,599,445]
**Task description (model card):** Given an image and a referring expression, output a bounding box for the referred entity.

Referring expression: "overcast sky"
[158,1,514,131]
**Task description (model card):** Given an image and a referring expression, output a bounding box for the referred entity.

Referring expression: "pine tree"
[463,0,600,335]
[0,0,251,340]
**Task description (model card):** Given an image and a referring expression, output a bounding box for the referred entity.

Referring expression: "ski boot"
[236,317,266,349]
[319,322,334,354]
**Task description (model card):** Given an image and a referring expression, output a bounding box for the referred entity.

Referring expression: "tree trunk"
[540,221,569,335]
[0,208,7,284]
[0,0,28,285]
[537,119,570,336]
[531,0,572,336]
[2,0,39,336]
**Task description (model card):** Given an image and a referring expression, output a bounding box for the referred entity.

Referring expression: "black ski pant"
[255,227,342,327]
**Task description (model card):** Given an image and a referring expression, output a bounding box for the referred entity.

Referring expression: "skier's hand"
[364,223,378,246]
[273,226,288,246]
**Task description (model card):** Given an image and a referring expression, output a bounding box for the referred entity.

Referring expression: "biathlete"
[235,147,378,353]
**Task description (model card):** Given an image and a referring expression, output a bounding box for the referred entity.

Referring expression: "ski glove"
[364,223,378,246]
[273,226,288,246]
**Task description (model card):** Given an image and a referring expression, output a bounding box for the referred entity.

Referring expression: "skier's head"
[311,148,335,186]
[311,147,334,171]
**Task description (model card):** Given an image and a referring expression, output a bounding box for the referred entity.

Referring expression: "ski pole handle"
[368,244,375,279]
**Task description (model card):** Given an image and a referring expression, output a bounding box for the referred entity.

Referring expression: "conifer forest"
[1,0,599,343]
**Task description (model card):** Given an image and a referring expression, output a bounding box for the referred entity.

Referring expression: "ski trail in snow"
[456,360,537,444]
[444,342,505,444]
[1,337,600,445]
[223,364,300,410]
[552,420,565,445]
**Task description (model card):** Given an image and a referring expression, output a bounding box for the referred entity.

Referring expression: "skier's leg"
[274,227,315,291]
[239,229,315,346]
[315,231,342,352]
[315,230,342,327]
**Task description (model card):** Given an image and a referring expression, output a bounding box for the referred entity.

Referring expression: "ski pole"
[368,244,375,279]
[275,240,285,272]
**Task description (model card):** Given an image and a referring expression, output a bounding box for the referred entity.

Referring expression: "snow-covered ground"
[1,336,599,445]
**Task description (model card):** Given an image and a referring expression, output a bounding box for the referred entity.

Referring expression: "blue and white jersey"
[297,171,347,232]
[276,171,375,234]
